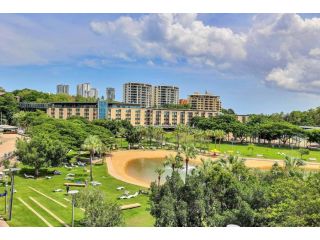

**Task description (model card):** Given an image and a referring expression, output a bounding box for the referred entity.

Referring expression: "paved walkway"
[0,219,9,227]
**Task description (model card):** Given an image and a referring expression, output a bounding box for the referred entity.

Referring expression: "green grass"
[0,163,154,227]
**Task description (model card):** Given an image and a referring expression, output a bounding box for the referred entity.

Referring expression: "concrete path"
[18,197,52,227]
[28,187,67,208]
[0,219,9,227]
[29,197,69,227]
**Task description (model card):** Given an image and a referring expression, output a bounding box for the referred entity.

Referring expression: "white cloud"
[245,14,320,94]
[90,14,247,68]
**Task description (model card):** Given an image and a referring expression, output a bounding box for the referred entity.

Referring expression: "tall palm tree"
[155,167,165,187]
[117,127,126,148]
[155,127,166,148]
[82,135,103,181]
[146,126,155,147]
[164,153,183,172]
[214,130,225,150]
[174,124,185,149]
[181,144,197,180]
[205,130,214,151]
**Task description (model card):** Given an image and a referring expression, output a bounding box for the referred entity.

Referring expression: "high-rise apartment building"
[106,87,115,102]
[56,84,69,95]
[153,86,179,107]
[123,83,152,108]
[188,91,222,112]
[77,83,91,98]
[89,88,99,99]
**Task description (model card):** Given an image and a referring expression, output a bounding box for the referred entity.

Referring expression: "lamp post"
[68,190,79,227]
[6,168,20,221]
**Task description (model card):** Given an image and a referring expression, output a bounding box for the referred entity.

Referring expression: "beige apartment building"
[107,107,219,126]
[20,101,219,126]
[188,91,221,112]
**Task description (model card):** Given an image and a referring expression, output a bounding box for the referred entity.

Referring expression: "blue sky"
[1,13,320,114]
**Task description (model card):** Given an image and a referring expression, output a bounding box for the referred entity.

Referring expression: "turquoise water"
[125,158,196,184]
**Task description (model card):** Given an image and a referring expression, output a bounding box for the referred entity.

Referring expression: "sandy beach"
[106,150,320,188]
[0,133,21,170]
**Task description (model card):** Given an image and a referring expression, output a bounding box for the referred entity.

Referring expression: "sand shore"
[0,134,21,171]
[106,150,320,188]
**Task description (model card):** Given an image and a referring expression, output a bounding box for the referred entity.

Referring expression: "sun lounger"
[53,189,63,192]
[53,170,61,175]
[64,177,74,180]
[66,173,75,177]
[24,173,35,179]
[117,186,125,190]
[91,181,102,186]
[45,176,52,179]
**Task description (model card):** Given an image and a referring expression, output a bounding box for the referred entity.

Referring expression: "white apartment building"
[89,88,99,99]
[106,87,115,101]
[123,82,152,108]
[153,85,179,107]
[77,83,91,98]
[56,84,69,94]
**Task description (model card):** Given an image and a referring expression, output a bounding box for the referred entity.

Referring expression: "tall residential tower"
[56,84,69,95]
[123,82,152,108]
[153,85,179,107]
[76,83,91,98]
[106,87,115,102]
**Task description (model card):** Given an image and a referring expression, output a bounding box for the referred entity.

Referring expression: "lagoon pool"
[125,158,196,184]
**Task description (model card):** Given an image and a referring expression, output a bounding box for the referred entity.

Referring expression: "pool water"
[125,158,196,184]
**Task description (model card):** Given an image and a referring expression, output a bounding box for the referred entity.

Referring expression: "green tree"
[155,167,165,187]
[76,187,123,227]
[298,148,310,160]
[125,127,142,149]
[81,135,103,181]
[181,144,197,180]
[15,133,67,176]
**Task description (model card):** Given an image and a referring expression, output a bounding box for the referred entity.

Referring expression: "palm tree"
[204,129,214,150]
[164,153,183,172]
[214,130,225,150]
[82,135,103,181]
[181,144,197,180]
[284,155,305,171]
[155,167,165,187]
[117,127,126,149]
[174,124,185,149]
[216,155,244,171]
[247,144,255,156]
[146,126,156,147]
[155,127,166,148]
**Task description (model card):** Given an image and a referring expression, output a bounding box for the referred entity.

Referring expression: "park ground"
[2,133,320,227]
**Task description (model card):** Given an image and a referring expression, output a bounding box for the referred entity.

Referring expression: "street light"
[68,190,79,227]
[4,168,20,221]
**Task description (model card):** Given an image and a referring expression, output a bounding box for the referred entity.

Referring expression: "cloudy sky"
[1,13,320,114]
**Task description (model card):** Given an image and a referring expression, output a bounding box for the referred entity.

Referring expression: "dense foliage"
[15,133,67,176]
[191,114,320,146]
[76,187,123,227]
[150,156,320,227]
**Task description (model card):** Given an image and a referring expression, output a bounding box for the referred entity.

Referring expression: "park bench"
[120,203,141,210]
[64,183,86,187]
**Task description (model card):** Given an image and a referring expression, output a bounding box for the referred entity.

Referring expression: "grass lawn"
[138,132,320,161]
[0,163,154,227]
